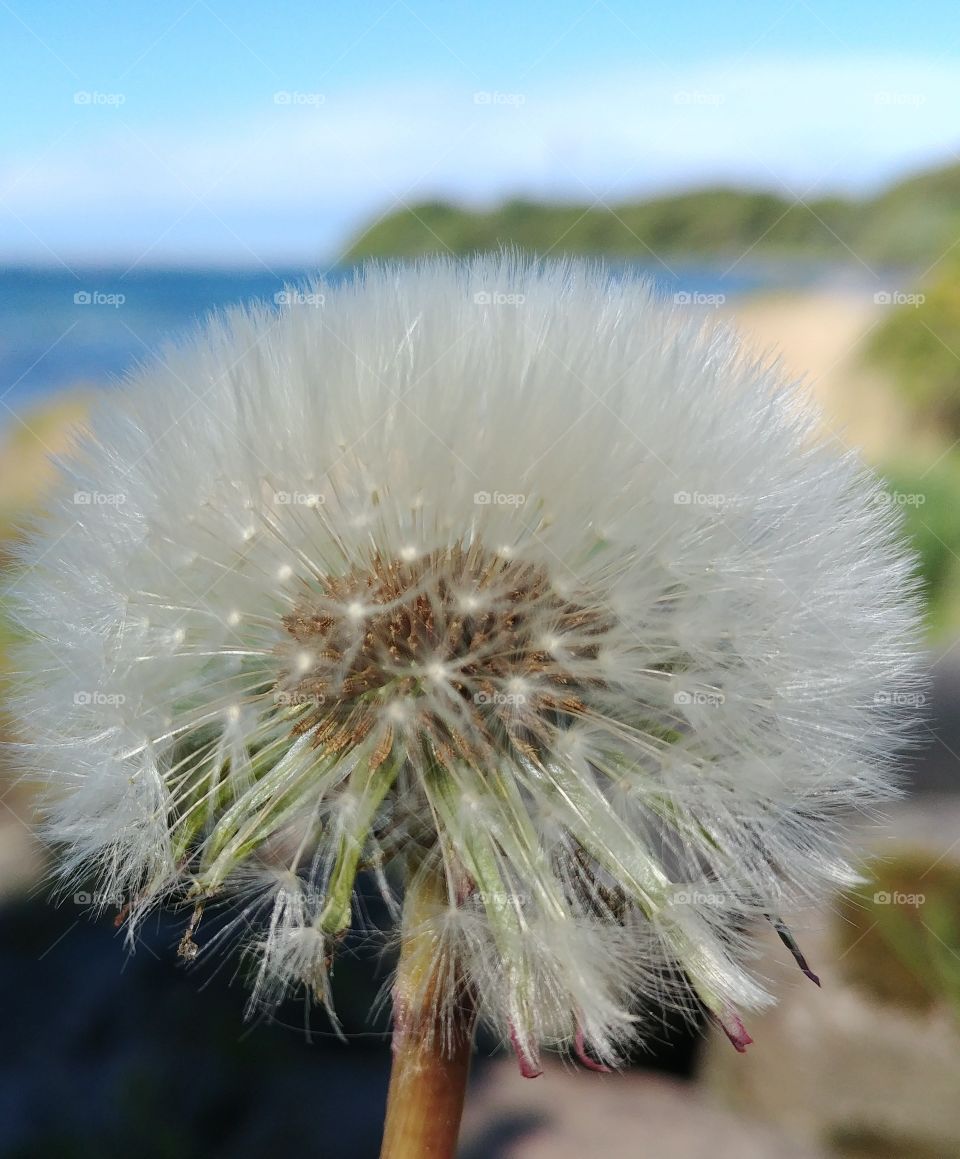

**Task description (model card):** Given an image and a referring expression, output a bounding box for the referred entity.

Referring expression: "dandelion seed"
[8,256,924,1155]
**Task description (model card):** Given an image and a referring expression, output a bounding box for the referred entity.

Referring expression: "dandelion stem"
[380,864,474,1159]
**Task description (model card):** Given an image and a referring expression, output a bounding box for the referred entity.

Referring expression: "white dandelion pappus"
[9,255,923,1074]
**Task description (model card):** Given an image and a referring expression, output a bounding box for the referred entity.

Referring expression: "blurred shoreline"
[0,281,903,495]
[0,261,906,419]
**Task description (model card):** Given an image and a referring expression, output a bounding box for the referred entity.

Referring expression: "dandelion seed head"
[9,255,924,1071]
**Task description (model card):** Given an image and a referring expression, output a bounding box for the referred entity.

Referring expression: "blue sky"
[2,0,960,266]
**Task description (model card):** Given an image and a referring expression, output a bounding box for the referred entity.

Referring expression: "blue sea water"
[0,260,883,422]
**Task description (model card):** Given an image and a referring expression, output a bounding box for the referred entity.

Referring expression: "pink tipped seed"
[716,1010,754,1053]
[509,1023,544,1078]
[574,1025,612,1073]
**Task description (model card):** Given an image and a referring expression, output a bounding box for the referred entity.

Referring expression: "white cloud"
[2,54,958,264]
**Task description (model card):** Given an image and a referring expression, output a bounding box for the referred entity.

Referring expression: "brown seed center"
[276,545,609,767]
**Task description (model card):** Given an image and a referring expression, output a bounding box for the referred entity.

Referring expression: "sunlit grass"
[837,851,960,1017]
[0,391,87,543]
[879,458,960,640]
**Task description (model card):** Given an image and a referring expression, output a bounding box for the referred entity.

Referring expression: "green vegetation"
[0,396,86,743]
[865,252,960,640]
[344,161,960,263]
[345,191,858,261]
[0,393,87,550]
[878,459,960,638]
[831,1127,947,1159]
[867,255,960,442]
[836,851,960,1016]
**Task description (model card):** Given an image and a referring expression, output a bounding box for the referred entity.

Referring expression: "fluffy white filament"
[9,255,922,1070]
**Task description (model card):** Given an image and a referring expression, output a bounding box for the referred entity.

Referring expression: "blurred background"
[2,3,960,1156]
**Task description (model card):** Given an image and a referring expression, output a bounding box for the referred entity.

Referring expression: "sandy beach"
[724,290,910,462]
